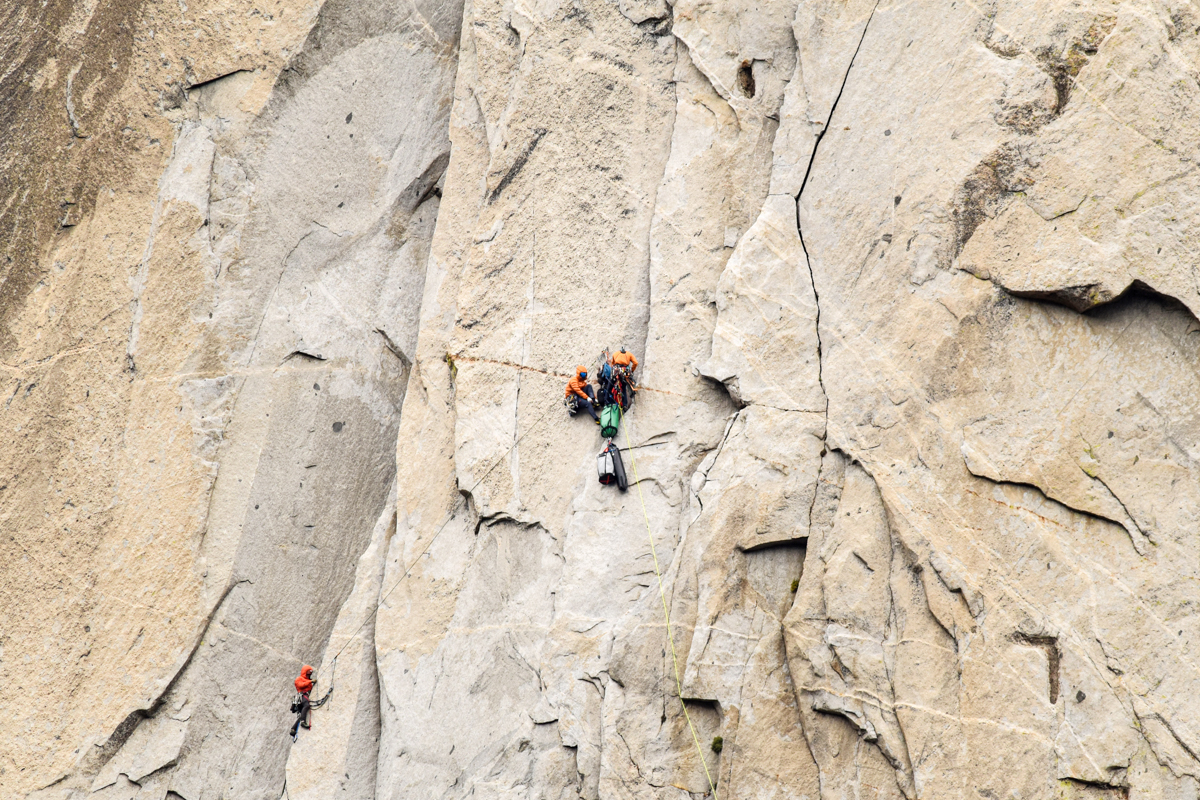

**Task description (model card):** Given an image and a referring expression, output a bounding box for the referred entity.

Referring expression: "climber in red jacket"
[290,665,315,740]
[295,665,314,694]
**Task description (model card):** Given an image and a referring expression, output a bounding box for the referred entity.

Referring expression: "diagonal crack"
[1135,709,1200,775]
[795,1,879,206]
[1085,467,1152,547]
[962,458,1149,556]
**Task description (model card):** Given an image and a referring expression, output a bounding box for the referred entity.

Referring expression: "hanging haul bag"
[597,443,628,491]
[599,404,621,438]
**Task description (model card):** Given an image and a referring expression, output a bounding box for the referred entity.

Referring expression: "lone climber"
[565,365,600,422]
[289,665,315,740]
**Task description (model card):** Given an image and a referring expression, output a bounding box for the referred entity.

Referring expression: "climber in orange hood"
[290,665,315,740]
[294,665,314,694]
[565,365,600,423]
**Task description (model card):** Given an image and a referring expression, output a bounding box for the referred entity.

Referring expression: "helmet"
[580,371,587,380]
[620,347,627,353]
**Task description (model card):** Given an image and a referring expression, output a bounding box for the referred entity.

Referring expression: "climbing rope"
[623,421,720,800]
[306,352,718,797]
[309,662,336,708]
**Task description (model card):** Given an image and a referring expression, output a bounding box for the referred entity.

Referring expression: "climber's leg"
[580,386,600,421]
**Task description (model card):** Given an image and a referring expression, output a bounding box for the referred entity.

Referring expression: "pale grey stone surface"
[9,0,1200,797]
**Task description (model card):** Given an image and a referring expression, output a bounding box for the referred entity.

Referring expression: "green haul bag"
[599,403,622,438]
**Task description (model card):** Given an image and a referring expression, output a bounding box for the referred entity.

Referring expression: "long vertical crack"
[793,2,879,423]
[788,12,889,793]
[801,233,828,415]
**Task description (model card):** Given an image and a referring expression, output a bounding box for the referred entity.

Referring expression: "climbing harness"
[290,659,335,719]
[624,421,720,800]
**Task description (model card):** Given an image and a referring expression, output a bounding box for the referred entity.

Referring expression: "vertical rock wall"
[6,0,1200,798]
[2,0,460,797]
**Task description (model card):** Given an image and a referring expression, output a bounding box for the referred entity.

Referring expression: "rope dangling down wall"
[623,421,720,800]
[316,352,657,683]
[307,354,719,796]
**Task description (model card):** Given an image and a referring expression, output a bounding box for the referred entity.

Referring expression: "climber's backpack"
[599,403,621,438]
[597,443,628,491]
[599,362,614,385]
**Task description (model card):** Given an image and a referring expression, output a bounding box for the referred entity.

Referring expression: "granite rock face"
[5,0,1200,798]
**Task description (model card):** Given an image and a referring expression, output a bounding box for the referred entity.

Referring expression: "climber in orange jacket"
[565,365,600,422]
[609,347,638,373]
[289,665,315,740]
[607,347,639,409]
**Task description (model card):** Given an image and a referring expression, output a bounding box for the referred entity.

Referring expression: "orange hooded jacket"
[610,350,638,372]
[295,665,314,695]
[565,366,591,400]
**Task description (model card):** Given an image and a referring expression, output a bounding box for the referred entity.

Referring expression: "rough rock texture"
[2,0,458,796]
[6,0,1200,797]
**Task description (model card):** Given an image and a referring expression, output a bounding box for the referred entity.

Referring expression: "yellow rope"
[623,422,720,800]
